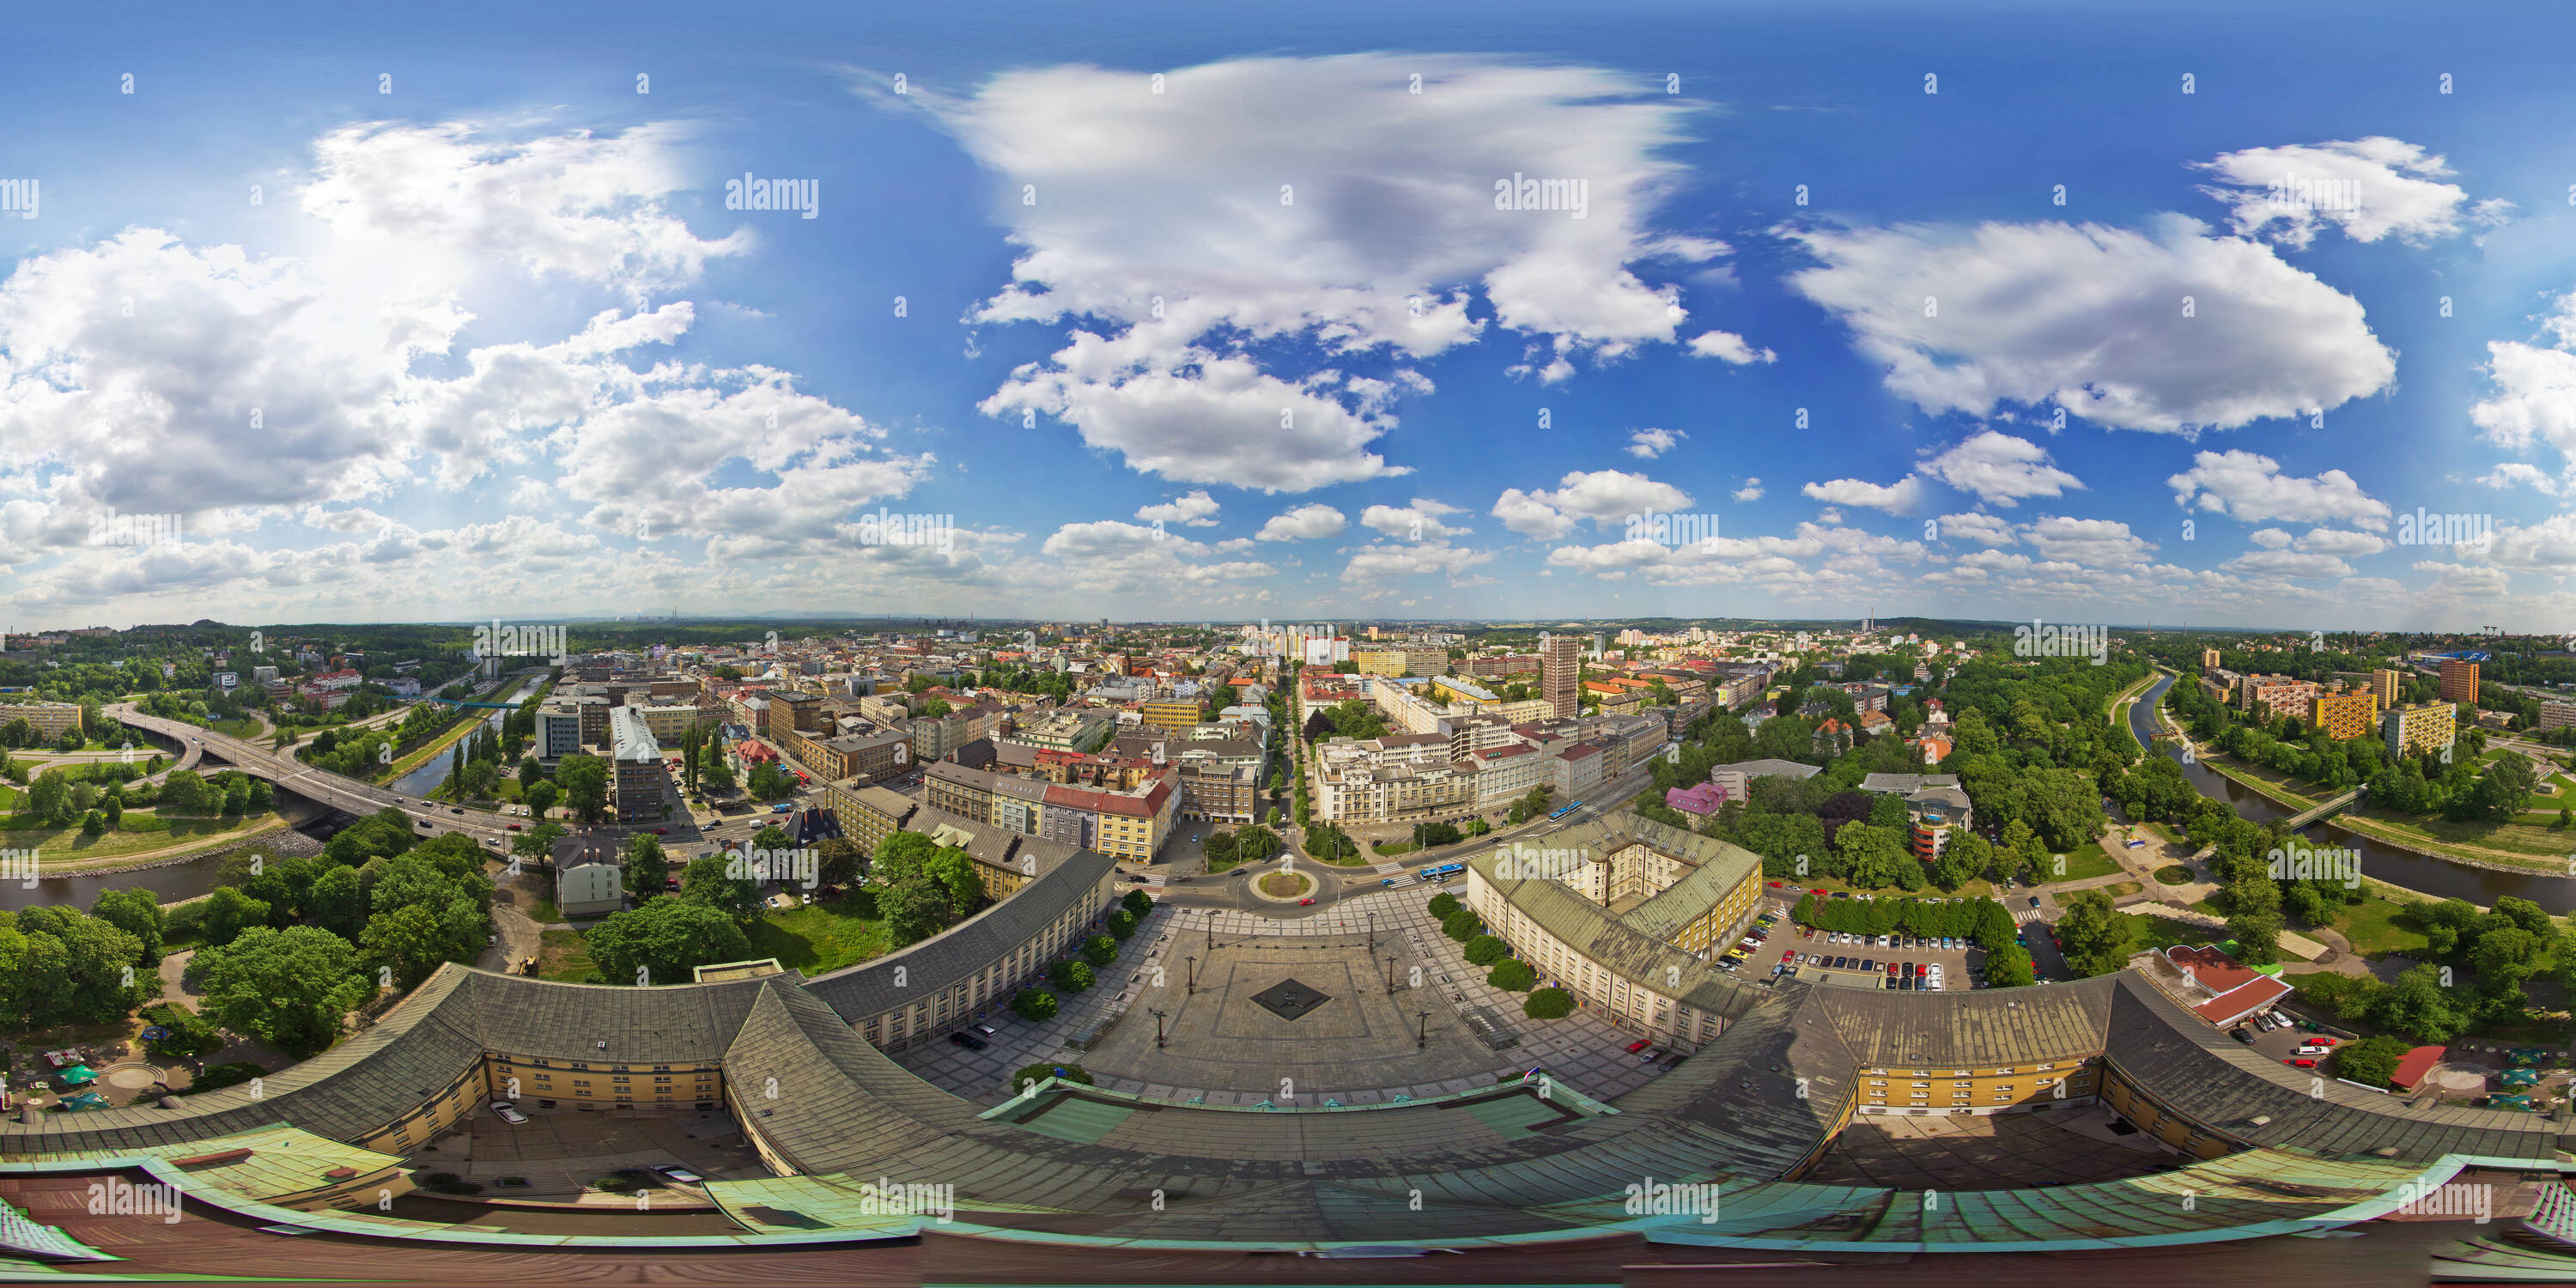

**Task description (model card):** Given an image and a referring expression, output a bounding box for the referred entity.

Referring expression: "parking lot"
[2232,1011,2343,1067]
[1769,924,1987,991]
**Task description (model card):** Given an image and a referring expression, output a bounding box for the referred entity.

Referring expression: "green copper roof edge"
[978,1072,1614,1120]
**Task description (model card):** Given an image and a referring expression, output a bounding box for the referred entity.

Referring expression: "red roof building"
[2161,945,2293,1028]
[2390,1045,2448,1091]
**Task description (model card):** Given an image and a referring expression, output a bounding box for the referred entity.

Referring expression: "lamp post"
[1417,1009,1431,1049]
[1367,910,1376,952]
[1150,1007,1169,1049]
[1386,956,1399,996]
[1185,955,1197,996]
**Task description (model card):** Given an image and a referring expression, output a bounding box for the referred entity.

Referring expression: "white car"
[489,1100,529,1125]
[656,1165,707,1185]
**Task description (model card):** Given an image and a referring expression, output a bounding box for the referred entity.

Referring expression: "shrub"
[2330,1035,2413,1088]
[1079,933,1118,966]
[1105,909,1137,940]
[1048,959,1096,993]
[1010,988,1058,1021]
[1121,889,1154,918]
[1012,1062,1093,1093]
[1486,959,1537,992]
[179,1061,268,1096]
[1426,892,1460,919]
[1462,935,1510,966]
[1522,987,1575,1019]
[1441,908,1483,942]
[140,1001,224,1059]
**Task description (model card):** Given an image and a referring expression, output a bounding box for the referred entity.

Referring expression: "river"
[4,676,542,912]
[2128,672,2576,912]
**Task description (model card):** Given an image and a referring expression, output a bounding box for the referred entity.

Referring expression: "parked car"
[950,1032,988,1050]
[2310,1036,2340,1046]
[973,1023,998,1036]
[656,1165,707,1185]
[1860,959,1876,971]
[2296,1044,2331,1057]
[1625,1039,1652,1054]
[489,1100,529,1125]
[2286,1058,2318,1069]
[1637,1047,1662,1063]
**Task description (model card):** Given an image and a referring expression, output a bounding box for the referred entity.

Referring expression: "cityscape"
[6,3,2576,1286]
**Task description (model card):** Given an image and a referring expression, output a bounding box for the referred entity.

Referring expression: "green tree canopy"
[582,896,753,987]
[190,925,370,1054]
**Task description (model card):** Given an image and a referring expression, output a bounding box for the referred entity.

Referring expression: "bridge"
[416,695,526,709]
[2282,787,2360,830]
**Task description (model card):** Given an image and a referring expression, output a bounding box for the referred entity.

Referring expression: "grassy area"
[526,896,564,924]
[2189,896,2225,917]
[2117,911,2216,952]
[1,810,286,867]
[209,718,263,738]
[536,929,596,982]
[2053,841,2121,882]
[1372,840,1421,857]
[1788,873,2002,900]
[2103,880,2144,899]
[2201,754,2324,811]
[740,894,889,974]
[2153,865,2196,884]
[2323,890,2434,958]
[1206,855,1242,873]
[1259,872,1314,898]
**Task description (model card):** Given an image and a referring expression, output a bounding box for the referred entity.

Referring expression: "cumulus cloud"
[1492,469,1692,538]
[2477,462,2562,495]
[936,54,1716,489]
[2470,292,2576,486]
[1626,428,1685,459]
[2221,549,2353,580]
[1254,503,1348,542]
[1686,329,1775,363]
[2025,515,2155,566]
[1801,476,1924,514]
[1918,430,2081,507]
[1360,498,1467,538]
[2295,527,2388,556]
[1135,489,1220,526]
[1786,216,2396,434]
[1936,512,2017,547]
[2166,449,2391,530]
[1731,478,1765,502]
[2192,137,2509,248]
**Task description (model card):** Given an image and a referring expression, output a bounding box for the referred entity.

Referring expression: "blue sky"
[6,0,2576,631]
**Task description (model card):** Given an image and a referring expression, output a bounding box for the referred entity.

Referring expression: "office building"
[609,704,666,822]
[536,701,586,761]
[2540,699,2576,733]
[1540,633,1582,720]
[2439,657,2481,705]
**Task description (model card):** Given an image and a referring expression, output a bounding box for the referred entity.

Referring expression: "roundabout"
[1252,867,1315,902]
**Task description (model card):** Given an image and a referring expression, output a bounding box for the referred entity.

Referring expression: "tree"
[139,1000,224,1059]
[622,833,667,903]
[1121,889,1154,919]
[361,903,459,990]
[1463,934,1510,966]
[1426,891,1461,919]
[2329,1035,2413,1089]
[1078,933,1117,966]
[556,754,610,823]
[1105,908,1138,939]
[1442,908,1483,941]
[25,770,70,823]
[1048,958,1096,992]
[159,769,211,817]
[2055,890,2133,976]
[2372,963,2469,1042]
[1010,988,1059,1021]
[925,846,983,912]
[817,836,866,888]
[304,864,368,939]
[523,779,558,821]
[1487,958,1537,991]
[89,887,165,967]
[1984,942,2037,987]
[582,896,753,987]
[190,926,370,1054]
[199,885,271,948]
[1523,987,1576,1019]
[679,855,762,921]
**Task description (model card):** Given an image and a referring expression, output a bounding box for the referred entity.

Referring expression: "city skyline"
[3,2,2571,632]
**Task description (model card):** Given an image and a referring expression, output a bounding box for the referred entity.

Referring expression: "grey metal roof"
[800,848,1115,1023]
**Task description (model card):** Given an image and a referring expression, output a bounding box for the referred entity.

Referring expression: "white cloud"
[2025,515,2155,566]
[1936,512,2017,547]
[1492,469,1692,538]
[1731,477,1765,502]
[2166,450,2392,530]
[2476,462,2562,496]
[939,54,1716,489]
[1345,539,1496,584]
[1360,498,1467,539]
[2483,514,2576,572]
[1626,428,1685,459]
[1786,216,2396,434]
[2470,293,2576,485]
[2412,559,2512,597]
[1686,329,1775,364]
[2248,527,2293,550]
[2191,137,2508,248]
[2221,549,2353,580]
[1135,489,1220,526]
[1254,503,1348,542]
[2295,527,2387,556]
[1801,476,1924,514]
[1917,430,2081,507]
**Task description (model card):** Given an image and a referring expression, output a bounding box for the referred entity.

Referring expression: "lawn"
[0,810,285,866]
[2153,865,2196,884]
[536,929,596,982]
[740,894,890,975]
[2117,911,2215,953]
[2052,841,2121,882]
[2103,880,2144,899]
[1372,840,1420,857]
[209,718,263,738]
[2322,891,2433,958]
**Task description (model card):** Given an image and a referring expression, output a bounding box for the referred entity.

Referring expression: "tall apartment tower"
[2439,657,2481,705]
[2369,668,2403,707]
[2200,647,2221,671]
[1540,632,1582,720]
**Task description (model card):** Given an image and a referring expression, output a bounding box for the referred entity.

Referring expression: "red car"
[1886,963,1900,975]
[2286,1058,2317,1069]
[2311,1036,2340,1046]
[1767,880,1783,888]
[1625,1039,1652,1054]
[1781,950,1795,963]
[1297,897,1315,906]
[506,823,522,831]
[653,829,667,835]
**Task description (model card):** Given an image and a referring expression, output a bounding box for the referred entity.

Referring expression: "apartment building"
[2200,647,2221,670]
[536,701,586,761]
[608,704,666,823]
[2439,657,2482,705]
[1540,633,1582,720]
[0,702,82,738]
[1138,698,1200,731]
[1038,773,1176,862]
[765,691,823,746]
[2539,699,2576,733]
[1467,742,1545,809]
[2383,701,2457,761]
[2307,689,2381,742]
[1005,709,1115,753]
[2239,675,2320,721]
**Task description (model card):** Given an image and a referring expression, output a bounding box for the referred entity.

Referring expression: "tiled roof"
[800,848,1115,1024]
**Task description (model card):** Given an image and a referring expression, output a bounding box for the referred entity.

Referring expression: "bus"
[1547,799,1583,821]
[1419,861,1465,883]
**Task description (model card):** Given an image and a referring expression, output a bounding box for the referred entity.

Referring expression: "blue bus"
[1547,799,1584,821]
[1419,861,1465,883]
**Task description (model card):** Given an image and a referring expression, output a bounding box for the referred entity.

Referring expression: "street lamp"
[1185,955,1197,996]
[1385,956,1398,996]
[1149,1007,1169,1048]
[1417,1009,1431,1048]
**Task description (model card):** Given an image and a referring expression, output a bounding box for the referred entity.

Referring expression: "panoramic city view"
[7,2,2576,1285]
